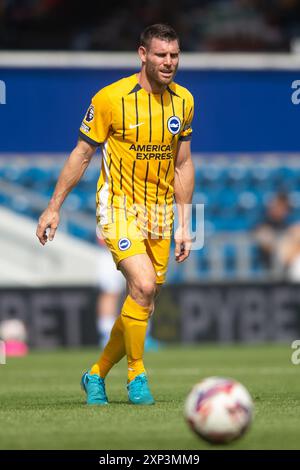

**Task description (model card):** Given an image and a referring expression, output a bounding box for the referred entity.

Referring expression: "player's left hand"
[174,226,192,263]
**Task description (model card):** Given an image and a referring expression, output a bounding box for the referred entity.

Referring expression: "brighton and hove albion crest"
[167,116,181,135]
[118,238,131,251]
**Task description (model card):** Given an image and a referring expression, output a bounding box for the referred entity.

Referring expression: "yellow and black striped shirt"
[79,73,194,234]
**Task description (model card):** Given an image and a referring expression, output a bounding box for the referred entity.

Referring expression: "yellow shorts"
[100,217,171,284]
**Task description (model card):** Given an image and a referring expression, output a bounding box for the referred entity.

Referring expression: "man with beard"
[36,24,195,405]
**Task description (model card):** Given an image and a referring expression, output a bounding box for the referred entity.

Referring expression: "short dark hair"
[140,24,179,50]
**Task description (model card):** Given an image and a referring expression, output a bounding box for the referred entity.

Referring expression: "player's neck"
[137,71,167,95]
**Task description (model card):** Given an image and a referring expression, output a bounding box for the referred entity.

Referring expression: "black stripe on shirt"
[109,154,114,222]
[148,93,152,142]
[163,161,172,225]
[144,161,149,211]
[122,97,125,140]
[169,90,175,115]
[120,158,123,190]
[155,161,161,202]
[165,159,171,182]
[161,94,164,142]
[164,186,170,225]
[154,162,161,222]
[132,160,136,204]
[135,92,139,142]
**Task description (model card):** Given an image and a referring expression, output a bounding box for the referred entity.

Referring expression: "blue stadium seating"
[1,158,300,280]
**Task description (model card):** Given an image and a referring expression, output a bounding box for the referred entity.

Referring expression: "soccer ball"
[184,377,253,444]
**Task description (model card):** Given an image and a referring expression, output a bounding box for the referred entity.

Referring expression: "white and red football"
[184,377,253,444]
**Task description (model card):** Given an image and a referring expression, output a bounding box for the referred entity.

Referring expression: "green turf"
[0,344,299,450]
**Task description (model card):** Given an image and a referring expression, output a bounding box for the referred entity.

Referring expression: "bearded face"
[139,38,180,88]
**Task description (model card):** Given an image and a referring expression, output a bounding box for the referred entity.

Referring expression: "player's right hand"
[36,208,60,246]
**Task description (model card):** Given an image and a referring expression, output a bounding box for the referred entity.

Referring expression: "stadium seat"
[3,156,300,277]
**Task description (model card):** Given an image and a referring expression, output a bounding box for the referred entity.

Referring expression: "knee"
[138,279,156,300]
[132,279,156,305]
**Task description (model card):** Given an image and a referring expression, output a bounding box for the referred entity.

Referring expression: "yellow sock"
[90,315,126,378]
[121,295,150,382]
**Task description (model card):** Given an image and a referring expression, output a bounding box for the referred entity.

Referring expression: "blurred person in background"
[0,318,28,357]
[261,0,300,49]
[254,192,292,273]
[277,224,300,281]
[196,0,286,52]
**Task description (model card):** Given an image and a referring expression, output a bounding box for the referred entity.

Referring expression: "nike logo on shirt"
[129,122,144,129]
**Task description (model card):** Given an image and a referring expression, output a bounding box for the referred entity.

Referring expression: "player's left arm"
[174,140,195,263]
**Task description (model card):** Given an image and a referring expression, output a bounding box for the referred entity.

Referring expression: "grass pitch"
[0,344,299,450]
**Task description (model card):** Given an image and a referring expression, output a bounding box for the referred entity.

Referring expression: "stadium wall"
[0,53,300,153]
[0,284,299,348]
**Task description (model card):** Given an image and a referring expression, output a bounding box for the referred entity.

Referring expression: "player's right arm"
[36,138,96,245]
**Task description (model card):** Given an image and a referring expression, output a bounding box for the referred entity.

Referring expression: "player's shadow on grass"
[108,399,166,405]
[79,400,165,406]
[77,400,126,406]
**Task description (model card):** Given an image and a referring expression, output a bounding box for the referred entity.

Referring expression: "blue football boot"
[81,371,108,405]
[127,373,155,405]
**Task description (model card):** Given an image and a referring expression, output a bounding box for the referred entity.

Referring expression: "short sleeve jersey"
[79,73,194,234]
